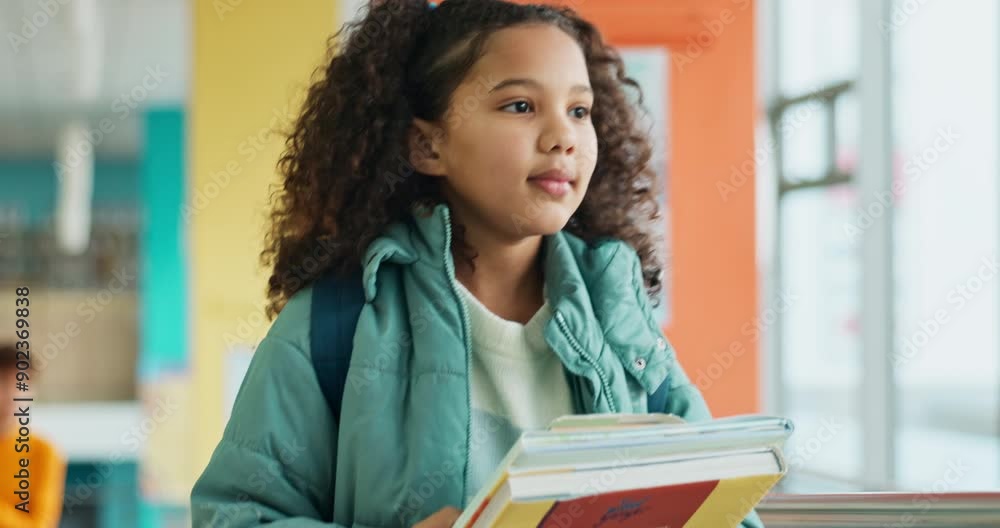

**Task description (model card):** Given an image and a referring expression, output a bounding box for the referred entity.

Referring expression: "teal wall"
[0,159,138,225]
[139,108,188,377]
[137,108,189,527]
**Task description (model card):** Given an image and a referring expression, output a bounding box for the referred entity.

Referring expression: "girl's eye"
[501,101,533,113]
[499,101,591,118]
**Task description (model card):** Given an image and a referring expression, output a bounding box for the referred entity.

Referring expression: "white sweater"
[455,281,575,505]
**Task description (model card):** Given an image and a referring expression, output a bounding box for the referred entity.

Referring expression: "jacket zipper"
[442,211,473,503]
[554,310,618,413]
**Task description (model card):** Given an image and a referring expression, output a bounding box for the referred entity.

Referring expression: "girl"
[191,1,763,527]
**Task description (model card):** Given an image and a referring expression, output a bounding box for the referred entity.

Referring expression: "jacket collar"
[360,202,672,396]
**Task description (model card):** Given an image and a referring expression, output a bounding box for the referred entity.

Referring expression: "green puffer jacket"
[190,202,764,528]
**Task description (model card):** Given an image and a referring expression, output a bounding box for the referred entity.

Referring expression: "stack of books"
[455,413,794,528]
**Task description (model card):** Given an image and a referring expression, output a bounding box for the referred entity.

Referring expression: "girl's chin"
[508,209,573,236]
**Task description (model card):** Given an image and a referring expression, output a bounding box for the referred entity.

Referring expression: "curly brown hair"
[262,0,663,319]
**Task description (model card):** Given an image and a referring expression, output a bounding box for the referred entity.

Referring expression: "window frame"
[761,0,898,491]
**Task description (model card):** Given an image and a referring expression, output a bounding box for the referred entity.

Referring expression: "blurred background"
[0,0,996,526]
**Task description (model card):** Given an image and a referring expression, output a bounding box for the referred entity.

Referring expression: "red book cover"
[536,480,720,528]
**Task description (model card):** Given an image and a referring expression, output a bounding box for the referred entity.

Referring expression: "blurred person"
[0,344,65,527]
[191,1,764,527]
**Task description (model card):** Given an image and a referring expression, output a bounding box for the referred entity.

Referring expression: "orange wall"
[531,0,761,416]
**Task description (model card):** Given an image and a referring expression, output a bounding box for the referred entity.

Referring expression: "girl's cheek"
[486,131,532,158]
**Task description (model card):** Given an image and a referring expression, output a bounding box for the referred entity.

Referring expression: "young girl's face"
[416,23,598,242]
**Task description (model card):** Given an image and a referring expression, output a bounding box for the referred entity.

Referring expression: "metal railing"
[757,492,1000,527]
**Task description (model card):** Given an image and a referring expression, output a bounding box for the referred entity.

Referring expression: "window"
[891,0,998,490]
[762,0,999,491]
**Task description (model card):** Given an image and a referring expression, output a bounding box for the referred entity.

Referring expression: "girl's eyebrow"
[488,78,593,95]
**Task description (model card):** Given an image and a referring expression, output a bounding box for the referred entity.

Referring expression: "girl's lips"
[530,178,572,197]
[529,168,574,182]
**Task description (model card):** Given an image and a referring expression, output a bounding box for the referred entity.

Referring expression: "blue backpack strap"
[647,373,670,414]
[309,272,366,425]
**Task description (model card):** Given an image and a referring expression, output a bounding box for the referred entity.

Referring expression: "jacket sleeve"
[627,246,766,528]
[190,332,346,527]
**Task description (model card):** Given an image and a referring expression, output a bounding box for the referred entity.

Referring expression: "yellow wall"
[189,0,337,483]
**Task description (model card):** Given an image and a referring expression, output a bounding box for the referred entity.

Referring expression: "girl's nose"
[538,115,577,155]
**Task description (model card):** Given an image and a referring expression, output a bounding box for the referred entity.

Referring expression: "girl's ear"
[408,118,447,177]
